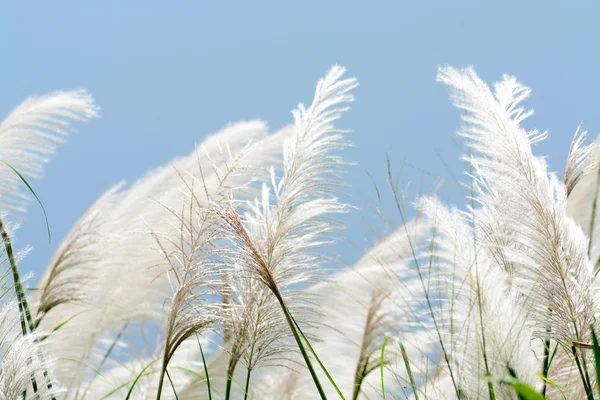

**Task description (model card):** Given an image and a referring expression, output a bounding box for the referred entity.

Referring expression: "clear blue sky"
[2,1,600,282]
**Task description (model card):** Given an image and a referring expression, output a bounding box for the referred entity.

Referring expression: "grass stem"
[273,289,327,399]
[243,368,251,400]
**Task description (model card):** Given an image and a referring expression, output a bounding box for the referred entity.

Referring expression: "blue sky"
[2,1,600,281]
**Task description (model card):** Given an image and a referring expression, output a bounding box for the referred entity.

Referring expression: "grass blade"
[396,338,418,400]
[165,369,179,400]
[99,370,158,400]
[59,357,114,387]
[484,375,544,400]
[291,313,345,399]
[1,161,51,242]
[125,359,158,400]
[274,292,327,399]
[52,310,88,333]
[381,337,390,400]
[197,334,212,400]
[537,374,567,400]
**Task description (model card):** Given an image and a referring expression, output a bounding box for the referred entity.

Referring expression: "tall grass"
[1,65,600,399]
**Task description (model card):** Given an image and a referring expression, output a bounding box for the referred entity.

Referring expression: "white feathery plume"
[33,182,124,323]
[437,66,598,397]
[417,197,539,400]
[151,170,233,398]
[567,133,600,276]
[95,121,286,327]
[38,122,288,395]
[216,65,356,294]
[212,66,357,396]
[0,249,64,400]
[564,125,596,198]
[251,219,432,399]
[0,90,97,397]
[0,90,98,398]
[0,90,98,216]
[438,66,597,346]
[0,301,64,400]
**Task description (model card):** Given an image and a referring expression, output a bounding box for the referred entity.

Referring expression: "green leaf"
[125,359,158,400]
[165,369,179,400]
[484,375,544,400]
[396,337,418,400]
[381,337,390,400]
[511,382,545,400]
[537,374,567,400]
[52,310,88,332]
[291,313,345,399]
[197,334,212,400]
[171,366,206,382]
[1,161,51,242]
[59,358,113,388]
[38,310,89,342]
[99,370,158,400]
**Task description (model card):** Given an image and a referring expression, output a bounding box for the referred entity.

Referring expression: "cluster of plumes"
[4,64,600,400]
[14,66,434,400]
[0,255,60,400]
[211,66,358,384]
[0,89,98,400]
[34,120,289,398]
[395,67,600,399]
[26,66,442,400]
[248,219,434,399]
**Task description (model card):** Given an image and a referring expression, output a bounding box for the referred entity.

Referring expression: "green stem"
[541,338,551,397]
[243,368,251,400]
[165,369,179,400]
[386,154,461,399]
[274,290,327,399]
[197,335,212,400]
[80,323,129,399]
[0,217,42,395]
[224,340,241,400]
[572,345,594,400]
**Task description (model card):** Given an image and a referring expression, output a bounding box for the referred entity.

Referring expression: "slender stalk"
[381,337,389,400]
[352,356,369,400]
[243,368,251,400]
[563,276,594,400]
[466,153,495,400]
[273,289,327,399]
[0,216,45,395]
[386,155,461,399]
[165,369,179,400]
[224,338,241,400]
[1,217,30,333]
[291,316,345,399]
[580,347,594,398]
[156,360,167,398]
[541,338,551,397]
[572,345,594,400]
[156,322,175,400]
[197,334,212,400]
[80,323,129,399]
[398,339,419,400]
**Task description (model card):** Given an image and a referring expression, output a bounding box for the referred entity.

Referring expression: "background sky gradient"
[2,1,600,282]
